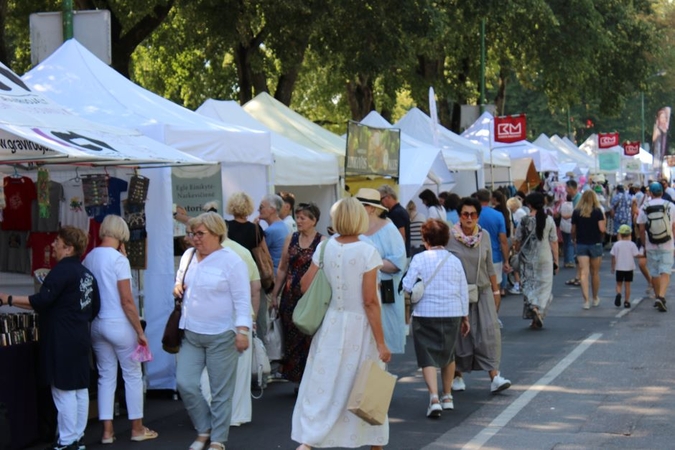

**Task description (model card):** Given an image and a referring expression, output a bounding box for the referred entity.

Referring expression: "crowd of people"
[1,174,674,450]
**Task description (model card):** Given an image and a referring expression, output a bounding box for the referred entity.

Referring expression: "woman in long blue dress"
[356,188,407,354]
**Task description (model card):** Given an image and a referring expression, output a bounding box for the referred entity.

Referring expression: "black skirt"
[412,316,462,368]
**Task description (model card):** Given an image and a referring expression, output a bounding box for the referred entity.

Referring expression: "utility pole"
[480,18,486,114]
[63,0,74,40]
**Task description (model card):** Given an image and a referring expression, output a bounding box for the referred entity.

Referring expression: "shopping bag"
[265,308,284,361]
[347,360,397,425]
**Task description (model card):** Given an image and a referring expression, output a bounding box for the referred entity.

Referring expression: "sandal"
[624,301,631,309]
[130,427,158,442]
[532,308,543,329]
[565,278,580,286]
[189,434,211,450]
[208,443,225,450]
[101,435,116,444]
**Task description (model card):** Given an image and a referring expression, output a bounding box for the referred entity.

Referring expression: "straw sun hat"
[355,188,389,212]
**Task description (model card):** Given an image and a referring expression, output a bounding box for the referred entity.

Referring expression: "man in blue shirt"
[258,194,290,275]
[476,189,510,310]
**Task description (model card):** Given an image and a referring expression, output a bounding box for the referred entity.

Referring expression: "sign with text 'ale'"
[623,141,640,157]
[494,115,526,143]
[598,132,619,149]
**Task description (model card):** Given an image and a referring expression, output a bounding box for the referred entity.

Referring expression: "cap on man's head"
[649,182,663,195]
[618,224,632,235]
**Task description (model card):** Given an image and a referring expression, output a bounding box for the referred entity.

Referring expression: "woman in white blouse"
[173,212,252,450]
[419,189,446,221]
[402,219,469,418]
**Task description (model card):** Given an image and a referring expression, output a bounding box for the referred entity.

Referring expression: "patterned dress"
[279,231,323,382]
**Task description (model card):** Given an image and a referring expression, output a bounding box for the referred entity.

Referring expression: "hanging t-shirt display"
[32,181,63,233]
[0,230,30,274]
[60,178,90,233]
[93,177,128,222]
[1,176,36,231]
[27,232,58,273]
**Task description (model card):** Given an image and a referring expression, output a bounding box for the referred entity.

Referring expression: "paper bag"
[347,359,397,425]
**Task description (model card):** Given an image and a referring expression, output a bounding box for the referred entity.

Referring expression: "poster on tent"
[172,165,223,217]
[345,121,400,178]
[624,158,641,173]
[598,151,620,172]
[651,106,671,174]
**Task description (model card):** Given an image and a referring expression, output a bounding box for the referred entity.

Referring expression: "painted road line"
[461,332,603,450]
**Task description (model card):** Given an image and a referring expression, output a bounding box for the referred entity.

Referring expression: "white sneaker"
[452,376,466,391]
[490,373,511,393]
[507,285,521,294]
[426,401,442,418]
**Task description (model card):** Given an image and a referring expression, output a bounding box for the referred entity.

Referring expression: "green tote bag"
[292,241,332,335]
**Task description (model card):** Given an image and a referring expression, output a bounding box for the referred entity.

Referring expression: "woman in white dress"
[292,197,391,450]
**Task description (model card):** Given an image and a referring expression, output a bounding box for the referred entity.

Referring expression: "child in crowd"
[610,224,640,308]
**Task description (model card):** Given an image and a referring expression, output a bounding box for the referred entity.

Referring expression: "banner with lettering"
[171,165,223,217]
[345,121,401,178]
[622,141,640,156]
[0,62,205,165]
[494,114,527,143]
[598,132,620,149]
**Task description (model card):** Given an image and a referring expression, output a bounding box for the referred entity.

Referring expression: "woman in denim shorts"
[571,190,607,309]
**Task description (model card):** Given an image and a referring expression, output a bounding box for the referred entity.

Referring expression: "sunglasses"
[461,211,478,219]
[186,231,209,238]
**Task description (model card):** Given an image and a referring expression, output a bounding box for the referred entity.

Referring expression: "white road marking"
[461,332,603,450]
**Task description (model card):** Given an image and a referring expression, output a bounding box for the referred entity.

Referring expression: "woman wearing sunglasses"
[446,197,511,394]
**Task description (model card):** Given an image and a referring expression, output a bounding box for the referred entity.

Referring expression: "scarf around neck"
[452,222,483,248]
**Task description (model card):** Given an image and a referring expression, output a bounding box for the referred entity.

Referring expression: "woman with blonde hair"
[83,215,158,443]
[174,212,251,450]
[571,190,606,309]
[292,197,390,450]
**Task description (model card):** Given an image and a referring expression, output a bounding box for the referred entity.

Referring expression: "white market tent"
[23,39,273,390]
[394,107,484,195]
[197,99,339,233]
[579,134,654,177]
[0,62,206,167]
[459,111,514,168]
[244,92,345,158]
[549,134,595,169]
[359,111,455,206]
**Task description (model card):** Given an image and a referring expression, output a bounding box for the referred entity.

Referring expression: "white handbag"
[251,333,271,399]
[265,307,284,361]
[410,251,451,305]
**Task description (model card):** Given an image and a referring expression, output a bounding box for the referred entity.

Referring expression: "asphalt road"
[26,250,675,450]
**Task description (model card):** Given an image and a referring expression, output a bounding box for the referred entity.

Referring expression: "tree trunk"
[346,75,375,121]
[275,67,301,106]
[494,65,509,116]
[0,0,8,66]
[234,29,268,104]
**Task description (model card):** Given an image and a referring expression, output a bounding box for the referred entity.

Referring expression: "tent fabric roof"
[549,135,595,168]
[394,108,481,171]
[243,92,345,157]
[359,111,455,206]
[0,61,206,166]
[458,112,512,167]
[23,39,271,166]
[511,158,540,192]
[197,99,338,186]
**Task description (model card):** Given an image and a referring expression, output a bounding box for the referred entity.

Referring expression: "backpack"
[645,202,672,244]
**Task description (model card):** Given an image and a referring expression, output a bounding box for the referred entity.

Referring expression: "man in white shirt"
[637,182,675,312]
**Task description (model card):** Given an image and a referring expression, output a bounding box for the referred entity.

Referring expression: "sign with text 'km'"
[623,141,640,156]
[598,132,620,149]
[494,115,526,143]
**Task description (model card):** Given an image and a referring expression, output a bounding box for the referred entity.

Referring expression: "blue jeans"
[562,232,575,264]
[176,330,238,444]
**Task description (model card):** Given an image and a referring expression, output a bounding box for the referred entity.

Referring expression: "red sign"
[494,115,527,143]
[623,141,640,156]
[598,132,620,149]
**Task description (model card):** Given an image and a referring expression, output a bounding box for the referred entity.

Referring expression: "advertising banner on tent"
[172,165,223,216]
[345,121,400,178]
[624,158,641,173]
[494,114,526,143]
[598,132,619,149]
[0,61,206,165]
[652,106,671,174]
[623,141,640,156]
[598,152,620,172]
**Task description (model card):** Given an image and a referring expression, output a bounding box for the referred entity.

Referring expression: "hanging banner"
[345,121,401,178]
[652,106,671,173]
[624,158,641,173]
[623,141,640,156]
[171,164,223,216]
[598,152,621,172]
[494,114,526,143]
[598,132,619,149]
